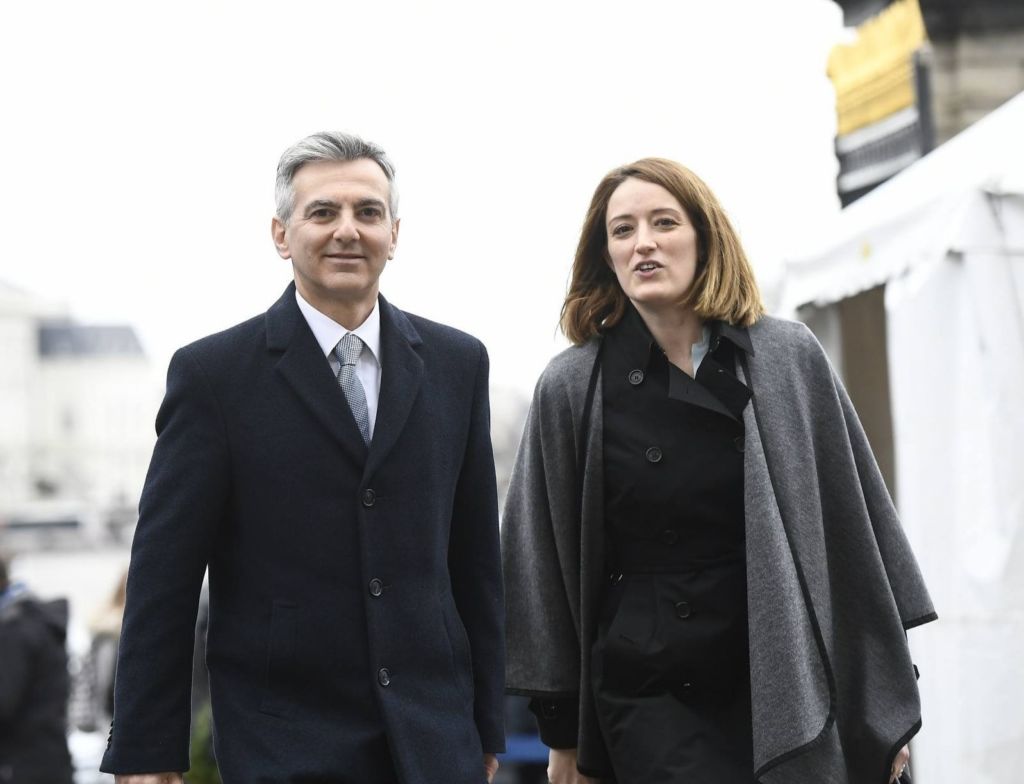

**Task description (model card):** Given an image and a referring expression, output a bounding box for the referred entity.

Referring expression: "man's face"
[272,158,399,319]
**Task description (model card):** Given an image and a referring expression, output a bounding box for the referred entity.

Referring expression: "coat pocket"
[593,574,657,694]
[604,574,656,651]
[258,599,297,718]
[441,601,475,703]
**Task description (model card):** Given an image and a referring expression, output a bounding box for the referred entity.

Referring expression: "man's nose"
[333,212,359,241]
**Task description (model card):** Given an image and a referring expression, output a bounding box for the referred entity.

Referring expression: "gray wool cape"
[502,316,937,784]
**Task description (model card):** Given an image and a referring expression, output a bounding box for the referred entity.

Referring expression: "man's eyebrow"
[303,199,340,215]
[302,197,388,217]
[354,198,387,210]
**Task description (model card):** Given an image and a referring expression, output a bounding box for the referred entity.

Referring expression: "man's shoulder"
[400,308,484,356]
[176,312,267,364]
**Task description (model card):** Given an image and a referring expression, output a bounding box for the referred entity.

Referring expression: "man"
[101,132,505,783]
[0,553,74,784]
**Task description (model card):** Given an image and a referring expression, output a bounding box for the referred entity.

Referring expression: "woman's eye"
[655,217,679,227]
[611,225,632,236]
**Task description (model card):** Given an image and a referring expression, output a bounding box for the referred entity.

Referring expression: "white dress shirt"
[295,290,382,439]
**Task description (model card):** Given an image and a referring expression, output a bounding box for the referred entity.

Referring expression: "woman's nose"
[635,225,656,253]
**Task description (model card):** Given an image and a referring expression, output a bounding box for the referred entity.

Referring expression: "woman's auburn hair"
[560,157,765,345]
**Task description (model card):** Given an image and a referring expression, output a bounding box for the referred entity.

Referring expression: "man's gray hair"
[275,131,398,224]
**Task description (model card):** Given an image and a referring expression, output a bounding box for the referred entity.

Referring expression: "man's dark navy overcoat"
[102,284,505,783]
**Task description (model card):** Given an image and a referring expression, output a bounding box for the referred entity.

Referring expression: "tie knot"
[334,333,364,366]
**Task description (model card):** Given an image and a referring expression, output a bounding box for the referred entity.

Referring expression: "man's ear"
[388,217,401,260]
[271,216,291,260]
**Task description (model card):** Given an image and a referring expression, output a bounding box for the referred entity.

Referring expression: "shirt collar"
[294,289,382,366]
[613,304,752,366]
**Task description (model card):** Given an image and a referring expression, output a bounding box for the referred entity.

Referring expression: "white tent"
[779,91,1024,784]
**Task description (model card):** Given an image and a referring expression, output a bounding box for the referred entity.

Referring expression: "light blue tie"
[334,333,371,444]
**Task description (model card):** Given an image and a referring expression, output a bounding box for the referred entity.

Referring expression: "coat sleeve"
[101,347,229,775]
[448,343,506,754]
[501,367,583,698]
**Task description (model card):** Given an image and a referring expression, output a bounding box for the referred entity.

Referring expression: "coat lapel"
[364,295,424,479]
[266,284,369,467]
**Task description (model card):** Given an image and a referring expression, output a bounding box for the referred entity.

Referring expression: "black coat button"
[369,578,383,597]
[661,529,679,545]
[378,667,391,687]
[628,369,644,385]
[734,436,745,453]
[679,681,694,700]
[362,488,376,507]
[674,601,692,619]
[645,446,663,463]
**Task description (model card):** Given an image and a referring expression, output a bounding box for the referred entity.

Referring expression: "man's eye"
[359,207,383,219]
[310,209,333,219]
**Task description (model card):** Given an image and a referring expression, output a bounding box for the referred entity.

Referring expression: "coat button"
[369,578,383,597]
[674,601,692,619]
[628,369,644,385]
[362,488,376,507]
[645,446,663,463]
[733,436,745,453]
[661,529,679,545]
[679,681,694,700]
[378,667,391,687]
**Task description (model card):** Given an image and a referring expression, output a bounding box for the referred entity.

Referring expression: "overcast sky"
[1,0,844,395]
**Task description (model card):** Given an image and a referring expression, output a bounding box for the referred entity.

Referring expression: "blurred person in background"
[0,551,74,784]
[89,569,129,731]
[502,159,935,784]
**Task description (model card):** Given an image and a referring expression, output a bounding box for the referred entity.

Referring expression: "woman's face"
[605,177,699,317]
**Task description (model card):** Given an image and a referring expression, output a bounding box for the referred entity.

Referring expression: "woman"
[501,158,936,784]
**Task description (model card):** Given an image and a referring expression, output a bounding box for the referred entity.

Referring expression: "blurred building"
[0,280,158,544]
[920,0,1024,143]
[812,0,1024,494]
[830,0,1024,206]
